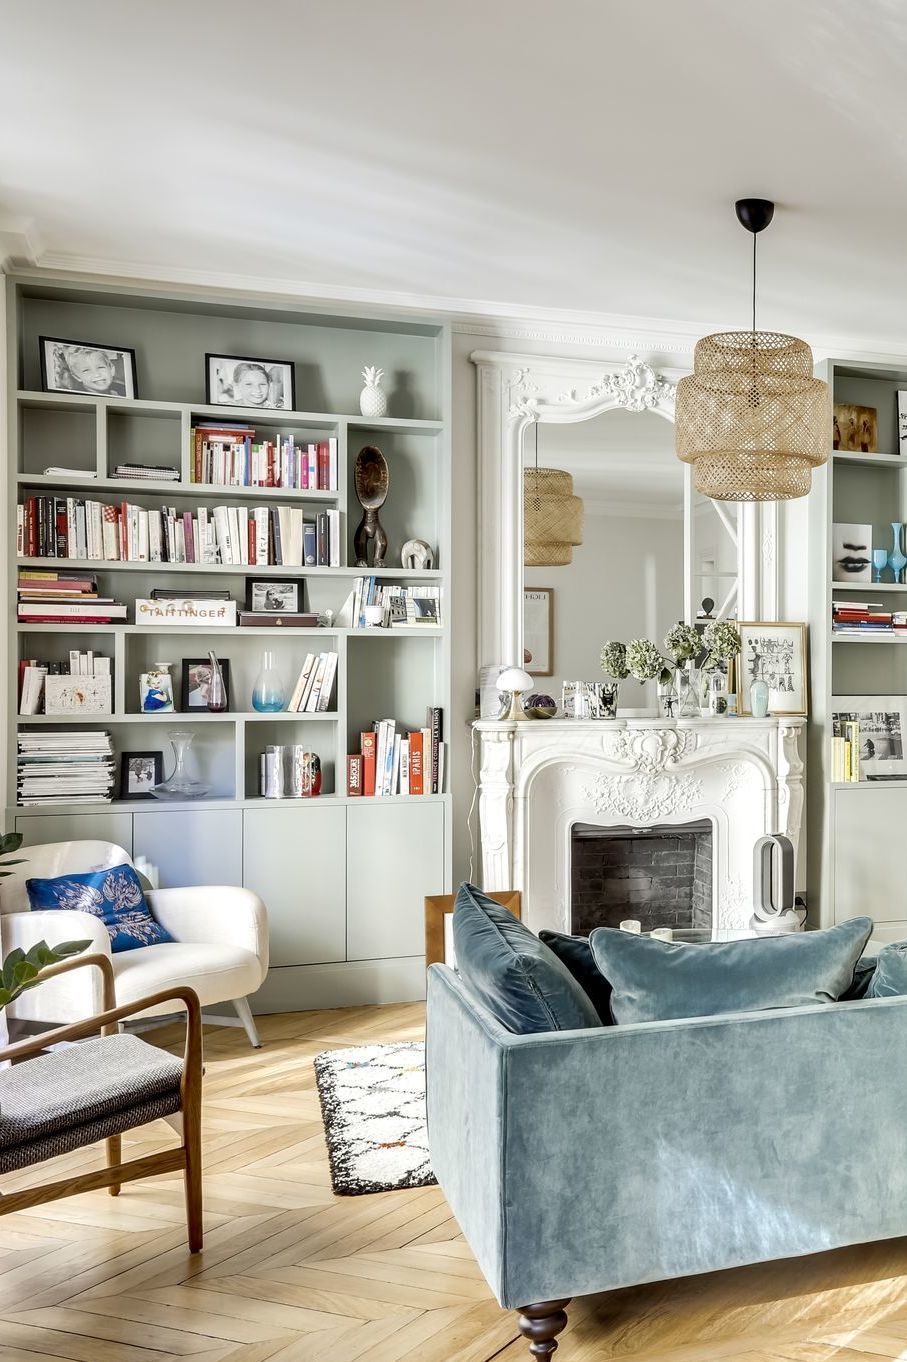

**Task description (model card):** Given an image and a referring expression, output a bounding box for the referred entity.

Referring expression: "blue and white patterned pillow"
[26,863,174,953]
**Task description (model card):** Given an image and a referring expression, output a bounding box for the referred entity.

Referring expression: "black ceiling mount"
[735,198,775,235]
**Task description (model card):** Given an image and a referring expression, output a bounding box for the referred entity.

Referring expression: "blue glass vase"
[252,651,286,712]
[890,523,907,584]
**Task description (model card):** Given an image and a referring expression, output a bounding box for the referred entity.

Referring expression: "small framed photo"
[206,354,295,411]
[833,403,878,453]
[523,588,554,676]
[181,658,231,711]
[898,391,907,455]
[832,523,872,583]
[246,580,299,613]
[39,336,137,399]
[120,751,162,800]
[831,697,907,779]
[140,670,174,713]
[736,621,808,717]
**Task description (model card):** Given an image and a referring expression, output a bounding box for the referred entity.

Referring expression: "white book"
[66,497,77,557]
[373,720,387,798]
[297,653,321,711]
[19,666,47,715]
[381,720,397,795]
[175,518,186,563]
[290,507,304,567]
[304,654,328,712]
[390,735,402,796]
[255,507,269,565]
[212,506,230,564]
[69,649,80,674]
[238,507,249,565]
[16,504,24,555]
[328,509,340,567]
[316,652,338,711]
[147,510,162,562]
[399,738,410,795]
[226,507,240,565]
[328,437,338,491]
[93,656,111,676]
[289,653,316,712]
[138,509,149,562]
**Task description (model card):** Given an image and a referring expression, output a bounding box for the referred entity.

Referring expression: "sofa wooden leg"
[516,1299,571,1357]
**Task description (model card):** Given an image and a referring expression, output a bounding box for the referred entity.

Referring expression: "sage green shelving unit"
[4,274,453,1010]
[808,358,907,941]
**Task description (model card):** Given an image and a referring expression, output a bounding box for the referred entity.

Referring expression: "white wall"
[524,509,684,708]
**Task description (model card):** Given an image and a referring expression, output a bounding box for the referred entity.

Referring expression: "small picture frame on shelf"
[832,523,872,583]
[39,336,137,399]
[523,588,554,676]
[139,670,174,713]
[246,580,299,613]
[832,403,878,453]
[831,696,907,780]
[205,353,295,411]
[181,658,231,711]
[898,391,907,455]
[736,621,808,717]
[119,751,163,800]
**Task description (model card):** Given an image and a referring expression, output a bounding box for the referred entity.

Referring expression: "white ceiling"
[3,1,907,344]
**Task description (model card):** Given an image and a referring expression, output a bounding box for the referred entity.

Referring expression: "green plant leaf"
[0,989,12,1009]
[2,949,25,993]
[0,833,23,856]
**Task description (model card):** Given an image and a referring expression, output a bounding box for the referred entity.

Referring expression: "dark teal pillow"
[589,917,874,1024]
[26,864,174,953]
[841,953,877,1000]
[539,930,613,1024]
[453,884,601,1034]
[867,942,907,998]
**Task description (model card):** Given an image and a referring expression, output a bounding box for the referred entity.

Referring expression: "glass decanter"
[152,730,212,800]
[252,651,287,712]
[206,651,227,713]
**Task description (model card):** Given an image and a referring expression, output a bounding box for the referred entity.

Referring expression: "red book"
[408,731,424,796]
[317,441,330,491]
[347,754,363,796]
[361,731,377,797]
[26,497,37,557]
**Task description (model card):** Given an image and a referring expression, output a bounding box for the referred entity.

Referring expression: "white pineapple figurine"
[359,365,388,418]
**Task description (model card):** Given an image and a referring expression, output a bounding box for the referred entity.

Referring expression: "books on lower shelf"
[17,730,115,805]
[17,570,127,623]
[20,652,112,715]
[340,577,442,628]
[832,719,861,782]
[347,708,444,796]
[18,497,341,567]
[832,602,907,635]
[191,425,338,491]
[287,652,339,712]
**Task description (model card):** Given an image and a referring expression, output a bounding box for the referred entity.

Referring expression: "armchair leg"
[106,1135,121,1197]
[516,1300,571,1358]
[233,997,262,1049]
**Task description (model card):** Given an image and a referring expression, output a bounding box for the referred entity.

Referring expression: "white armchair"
[0,840,269,1047]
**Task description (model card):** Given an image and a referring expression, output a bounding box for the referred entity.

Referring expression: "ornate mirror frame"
[471,349,779,670]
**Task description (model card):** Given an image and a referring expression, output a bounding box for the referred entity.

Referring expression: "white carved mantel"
[475,716,805,937]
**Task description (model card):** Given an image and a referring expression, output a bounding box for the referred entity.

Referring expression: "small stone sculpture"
[400,538,434,570]
[353,445,389,567]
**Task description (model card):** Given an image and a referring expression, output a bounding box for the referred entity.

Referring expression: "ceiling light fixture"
[675,198,829,501]
[523,424,584,566]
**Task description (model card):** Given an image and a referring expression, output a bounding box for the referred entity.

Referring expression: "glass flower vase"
[152,730,211,800]
[674,662,699,717]
[252,651,287,712]
[890,523,907,584]
[206,651,227,713]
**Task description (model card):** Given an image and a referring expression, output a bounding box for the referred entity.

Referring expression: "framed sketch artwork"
[831,697,907,780]
[523,588,553,676]
[736,621,808,716]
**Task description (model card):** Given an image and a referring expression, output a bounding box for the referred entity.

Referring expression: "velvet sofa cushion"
[589,917,874,1024]
[538,930,613,1024]
[452,884,601,1034]
[867,942,907,998]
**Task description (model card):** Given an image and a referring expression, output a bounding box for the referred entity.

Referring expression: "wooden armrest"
[22,952,117,1015]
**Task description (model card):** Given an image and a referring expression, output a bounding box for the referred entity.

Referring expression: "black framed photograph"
[181,658,231,711]
[205,353,295,411]
[40,336,138,399]
[119,751,162,800]
[246,580,299,613]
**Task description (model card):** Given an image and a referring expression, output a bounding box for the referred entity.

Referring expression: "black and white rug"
[314,1041,436,1196]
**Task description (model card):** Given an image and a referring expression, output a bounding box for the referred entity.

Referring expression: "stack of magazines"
[17,730,115,805]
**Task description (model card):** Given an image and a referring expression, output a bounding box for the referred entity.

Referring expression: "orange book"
[361,731,377,797]
[408,730,424,796]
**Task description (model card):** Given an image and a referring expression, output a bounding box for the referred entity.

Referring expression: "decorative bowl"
[525,693,557,719]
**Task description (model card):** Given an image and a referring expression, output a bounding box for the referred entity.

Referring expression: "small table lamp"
[496,666,534,721]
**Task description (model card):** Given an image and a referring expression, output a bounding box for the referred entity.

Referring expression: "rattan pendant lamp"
[523,424,584,566]
[675,198,829,501]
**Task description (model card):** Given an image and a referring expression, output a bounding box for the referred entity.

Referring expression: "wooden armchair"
[0,953,203,1251]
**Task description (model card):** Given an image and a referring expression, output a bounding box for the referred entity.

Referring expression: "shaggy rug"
[313,1041,436,1195]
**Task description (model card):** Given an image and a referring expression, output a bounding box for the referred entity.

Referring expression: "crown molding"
[0,217,44,272]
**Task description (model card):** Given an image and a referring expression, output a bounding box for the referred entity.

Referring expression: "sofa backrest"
[0,841,134,915]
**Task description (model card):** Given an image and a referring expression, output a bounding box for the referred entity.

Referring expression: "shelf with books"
[18,474,341,503]
[16,558,442,578]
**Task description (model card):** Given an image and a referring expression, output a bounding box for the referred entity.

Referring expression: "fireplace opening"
[570,820,713,938]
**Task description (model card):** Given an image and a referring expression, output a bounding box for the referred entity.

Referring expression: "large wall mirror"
[472,351,771,695]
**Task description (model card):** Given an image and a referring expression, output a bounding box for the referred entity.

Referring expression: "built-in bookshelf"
[4,274,453,1009]
[808,358,907,942]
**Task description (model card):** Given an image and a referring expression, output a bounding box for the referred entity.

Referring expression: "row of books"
[17,730,115,805]
[832,602,907,634]
[343,578,442,629]
[347,710,444,796]
[18,497,341,568]
[17,570,128,623]
[832,719,862,782]
[287,652,339,712]
[19,651,112,716]
[191,425,338,490]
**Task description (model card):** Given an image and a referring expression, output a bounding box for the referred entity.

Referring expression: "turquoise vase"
[889,523,907,584]
[750,678,770,719]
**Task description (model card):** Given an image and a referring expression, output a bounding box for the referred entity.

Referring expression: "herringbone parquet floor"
[3,1002,907,1360]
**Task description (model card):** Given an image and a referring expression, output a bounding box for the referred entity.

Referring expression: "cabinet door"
[133,809,243,887]
[346,802,445,961]
[243,806,345,966]
[15,812,133,856]
[835,787,907,924]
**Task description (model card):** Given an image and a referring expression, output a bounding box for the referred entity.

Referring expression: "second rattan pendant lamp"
[675,199,829,501]
[523,424,584,566]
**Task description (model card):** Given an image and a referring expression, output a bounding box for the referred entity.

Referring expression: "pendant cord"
[752,230,757,335]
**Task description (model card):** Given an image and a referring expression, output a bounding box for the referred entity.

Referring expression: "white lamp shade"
[497,667,533,693]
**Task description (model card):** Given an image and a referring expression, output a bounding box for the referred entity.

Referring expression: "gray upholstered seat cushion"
[0,1032,183,1167]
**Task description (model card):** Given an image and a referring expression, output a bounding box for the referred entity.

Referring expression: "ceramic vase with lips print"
[890,523,907,584]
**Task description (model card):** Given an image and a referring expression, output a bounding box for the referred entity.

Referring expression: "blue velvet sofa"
[426,961,907,1357]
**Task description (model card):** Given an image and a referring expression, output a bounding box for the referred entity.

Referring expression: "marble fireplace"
[475,717,805,938]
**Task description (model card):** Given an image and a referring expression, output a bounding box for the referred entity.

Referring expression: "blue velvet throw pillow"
[453,884,601,1034]
[867,942,907,998]
[26,864,174,953]
[589,917,874,1025]
[538,930,614,1024]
